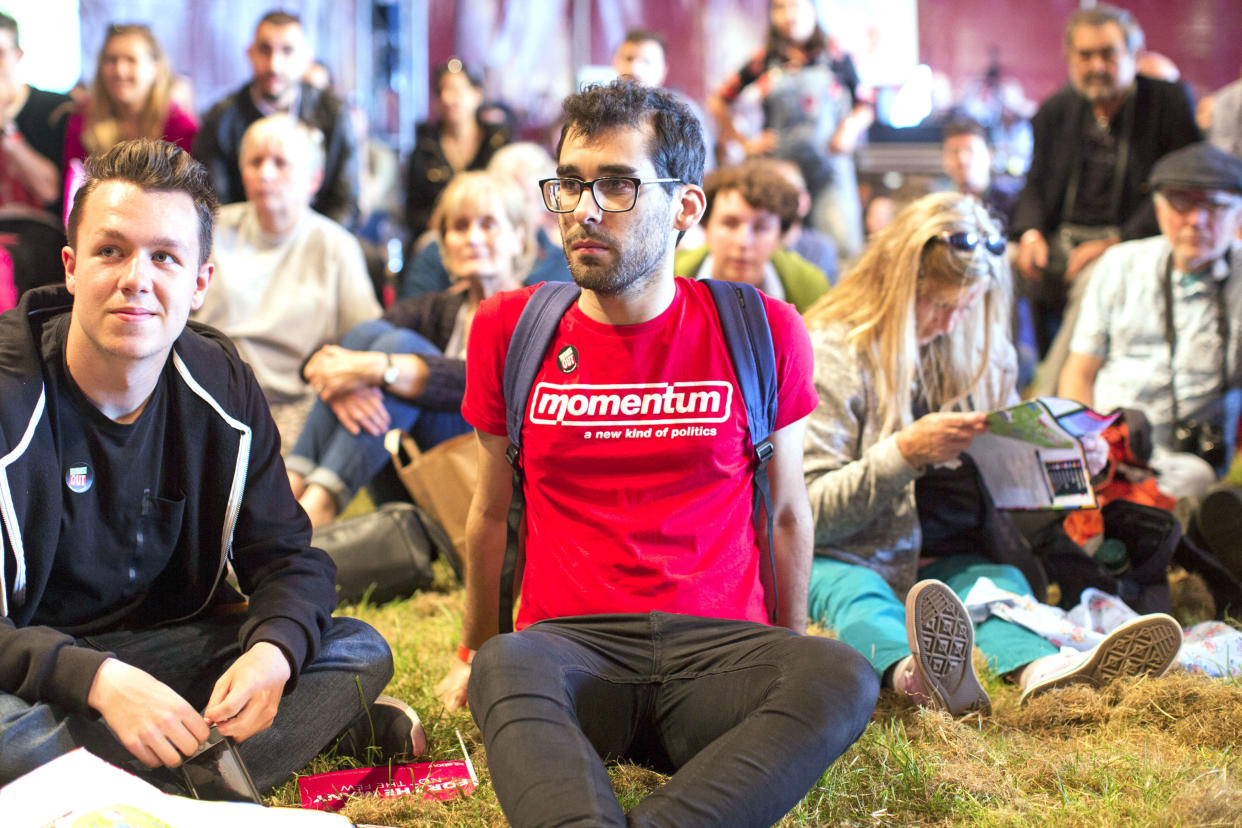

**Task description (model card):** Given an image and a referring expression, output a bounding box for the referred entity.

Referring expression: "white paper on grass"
[0,748,351,828]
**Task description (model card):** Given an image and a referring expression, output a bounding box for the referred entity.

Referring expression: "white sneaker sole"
[1019,613,1182,705]
[906,579,992,717]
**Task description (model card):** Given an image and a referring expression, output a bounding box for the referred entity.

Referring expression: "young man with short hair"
[436,81,876,826]
[612,29,668,89]
[941,119,1020,230]
[0,139,415,791]
[675,158,831,312]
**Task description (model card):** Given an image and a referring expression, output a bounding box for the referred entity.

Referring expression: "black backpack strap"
[703,279,780,622]
[496,282,581,632]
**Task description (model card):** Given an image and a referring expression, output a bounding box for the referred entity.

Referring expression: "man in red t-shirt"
[435,80,877,827]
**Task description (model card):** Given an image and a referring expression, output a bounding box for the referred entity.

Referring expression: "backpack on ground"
[496,280,780,633]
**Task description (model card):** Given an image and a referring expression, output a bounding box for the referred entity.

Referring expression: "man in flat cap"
[1058,142,1242,499]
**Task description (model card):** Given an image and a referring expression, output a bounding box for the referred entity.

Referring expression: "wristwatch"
[381,353,400,387]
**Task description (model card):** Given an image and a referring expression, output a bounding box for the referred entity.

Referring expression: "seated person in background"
[192,115,380,451]
[195,10,358,227]
[0,11,71,218]
[288,170,529,527]
[0,139,415,792]
[769,158,839,284]
[802,192,1181,714]
[941,119,1020,231]
[674,158,831,313]
[612,28,715,173]
[0,11,73,303]
[940,119,1036,386]
[397,143,570,299]
[1013,4,1199,397]
[63,24,197,173]
[405,59,508,238]
[1058,142,1242,500]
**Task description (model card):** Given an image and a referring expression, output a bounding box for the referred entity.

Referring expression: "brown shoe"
[905,579,991,717]
[1019,613,1182,704]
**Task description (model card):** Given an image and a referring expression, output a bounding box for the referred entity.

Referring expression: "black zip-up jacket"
[1012,75,1200,243]
[0,287,338,713]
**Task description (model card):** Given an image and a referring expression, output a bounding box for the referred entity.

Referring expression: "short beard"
[568,255,654,297]
[562,223,669,298]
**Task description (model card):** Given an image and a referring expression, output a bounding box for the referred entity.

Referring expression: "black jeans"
[468,612,878,827]
[0,615,393,792]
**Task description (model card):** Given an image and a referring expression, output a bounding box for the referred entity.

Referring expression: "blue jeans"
[468,612,878,827]
[808,555,1058,678]
[287,319,471,511]
[0,615,393,792]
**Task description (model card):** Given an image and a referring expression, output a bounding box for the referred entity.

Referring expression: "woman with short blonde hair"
[288,170,532,527]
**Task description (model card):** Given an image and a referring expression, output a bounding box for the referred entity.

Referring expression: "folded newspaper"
[963,397,1120,510]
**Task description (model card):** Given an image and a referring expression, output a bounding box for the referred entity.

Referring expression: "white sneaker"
[905,579,991,716]
[1018,613,1182,705]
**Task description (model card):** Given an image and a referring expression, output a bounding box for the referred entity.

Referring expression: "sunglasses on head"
[938,231,1006,257]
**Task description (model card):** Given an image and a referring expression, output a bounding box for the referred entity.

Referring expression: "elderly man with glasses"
[1059,142,1242,503]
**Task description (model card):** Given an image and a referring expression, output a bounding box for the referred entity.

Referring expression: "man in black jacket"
[194,10,358,227]
[1013,4,1199,393]
[0,139,413,791]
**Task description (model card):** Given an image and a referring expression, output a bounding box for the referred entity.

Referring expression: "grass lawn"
[266,559,1242,827]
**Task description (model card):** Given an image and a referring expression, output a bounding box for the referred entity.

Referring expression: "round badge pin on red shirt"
[557,345,578,374]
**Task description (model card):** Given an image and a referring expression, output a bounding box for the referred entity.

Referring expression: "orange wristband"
[456,644,475,664]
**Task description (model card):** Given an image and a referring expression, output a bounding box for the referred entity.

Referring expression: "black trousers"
[468,612,878,827]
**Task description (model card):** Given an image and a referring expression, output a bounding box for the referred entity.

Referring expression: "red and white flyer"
[297,731,478,812]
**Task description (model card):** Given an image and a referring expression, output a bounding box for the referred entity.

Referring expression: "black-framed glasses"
[539,176,681,213]
[938,231,1006,257]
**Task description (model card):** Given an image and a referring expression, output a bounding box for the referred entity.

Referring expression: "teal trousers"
[807,555,1057,677]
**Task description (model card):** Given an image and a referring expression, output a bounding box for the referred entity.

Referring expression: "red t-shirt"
[463,277,817,628]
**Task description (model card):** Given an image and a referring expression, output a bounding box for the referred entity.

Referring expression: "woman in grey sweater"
[801,193,1179,715]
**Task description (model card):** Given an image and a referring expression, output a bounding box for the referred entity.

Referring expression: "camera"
[1172,418,1226,470]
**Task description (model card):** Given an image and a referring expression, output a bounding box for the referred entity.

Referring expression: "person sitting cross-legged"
[287,170,529,527]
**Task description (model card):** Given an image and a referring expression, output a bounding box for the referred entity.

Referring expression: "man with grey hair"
[193,115,379,451]
[1013,4,1199,395]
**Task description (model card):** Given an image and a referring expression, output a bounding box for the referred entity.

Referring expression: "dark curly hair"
[702,159,801,233]
[556,79,705,190]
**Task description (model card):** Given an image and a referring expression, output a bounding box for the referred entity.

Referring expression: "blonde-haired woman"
[802,192,1179,715]
[288,170,532,527]
[64,24,196,168]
